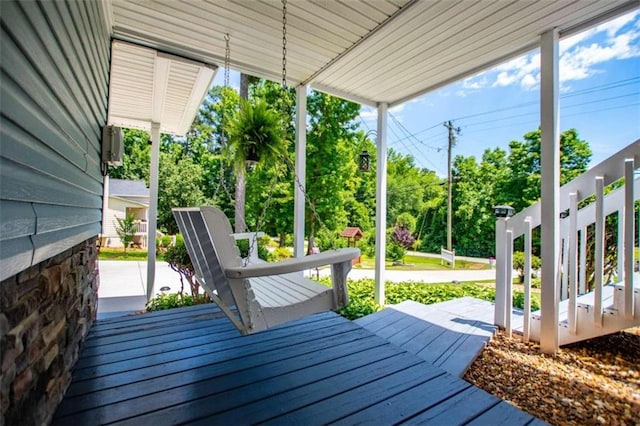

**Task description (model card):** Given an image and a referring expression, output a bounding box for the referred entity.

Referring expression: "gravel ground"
[464,328,640,426]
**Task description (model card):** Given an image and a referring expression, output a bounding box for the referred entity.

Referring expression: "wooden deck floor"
[355,298,497,377]
[53,303,544,425]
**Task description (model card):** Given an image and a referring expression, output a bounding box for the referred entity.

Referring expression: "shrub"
[146,293,196,312]
[386,242,406,262]
[164,235,209,303]
[512,251,542,283]
[161,235,173,248]
[317,278,537,320]
[273,247,292,260]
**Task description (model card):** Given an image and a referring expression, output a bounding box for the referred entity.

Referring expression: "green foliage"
[109,129,151,182]
[225,99,286,172]
[512,251,542,282]
[164,235,209,302]
[114,213,137,254]
[386,241,406,262]
[273,247,292,261]
[98,248,150,261]
[513,292,541,311]
[396,212,417,233]
[146,293,196,312]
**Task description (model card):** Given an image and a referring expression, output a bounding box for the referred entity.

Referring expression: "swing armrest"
[225,248,360,279]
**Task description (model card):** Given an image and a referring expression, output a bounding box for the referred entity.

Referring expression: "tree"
[115,213,137,255]
[156,152,210,234]
[109,129,150,182]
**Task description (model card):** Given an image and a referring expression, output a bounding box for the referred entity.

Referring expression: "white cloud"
[485,10,640,89]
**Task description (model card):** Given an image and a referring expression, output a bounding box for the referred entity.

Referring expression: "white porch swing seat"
[173,206,360,335]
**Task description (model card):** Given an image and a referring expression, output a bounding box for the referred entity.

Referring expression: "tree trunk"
[235,73,250,233]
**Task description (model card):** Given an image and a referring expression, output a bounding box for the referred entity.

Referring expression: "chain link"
[282,0,287,90]
[224,33,230,91]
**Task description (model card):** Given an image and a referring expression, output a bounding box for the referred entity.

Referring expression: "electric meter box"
[101,125,124,166]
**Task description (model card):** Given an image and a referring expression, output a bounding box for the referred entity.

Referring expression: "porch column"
[294,85,307,258]
[375,102,388,305]
[540,28,561,353]
[146,122,161,300]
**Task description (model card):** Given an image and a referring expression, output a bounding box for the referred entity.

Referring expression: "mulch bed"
[464,328,640,426]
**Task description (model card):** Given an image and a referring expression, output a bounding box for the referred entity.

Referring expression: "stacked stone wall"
[1,238,99,425]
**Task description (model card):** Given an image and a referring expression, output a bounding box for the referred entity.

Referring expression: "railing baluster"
[561,237,569,300]
[523,218,532,343]
[624,158,635,319]
[505,230,514,338]
[594,176,604,327]
[568,192,578,334]
[494,218,508,328]
[618,209,624,283]
[579,227,587,295]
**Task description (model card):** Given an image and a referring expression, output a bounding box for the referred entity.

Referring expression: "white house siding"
[0,0,110,281]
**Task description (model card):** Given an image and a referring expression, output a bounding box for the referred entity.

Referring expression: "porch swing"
[173,0,360,335]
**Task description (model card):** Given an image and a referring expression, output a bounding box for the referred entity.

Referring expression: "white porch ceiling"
[107,40,217,136]
[106,0,639,107]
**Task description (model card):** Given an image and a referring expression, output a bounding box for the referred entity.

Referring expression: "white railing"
[440,247,455,268]
[134,221,148,234]
[495,140,639,342]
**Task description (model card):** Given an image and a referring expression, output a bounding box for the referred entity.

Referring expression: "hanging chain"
[224,33,231,92]
[281,0,287,90]
[213,33,233,202]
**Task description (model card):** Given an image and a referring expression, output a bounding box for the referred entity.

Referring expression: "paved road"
[97,258,498,317]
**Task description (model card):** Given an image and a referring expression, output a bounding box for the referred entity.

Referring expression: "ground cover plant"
[317,278,538,320]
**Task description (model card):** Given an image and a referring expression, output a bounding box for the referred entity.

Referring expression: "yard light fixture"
[494,205,515,218]
[159,286,171,293]
[359,150,371,172]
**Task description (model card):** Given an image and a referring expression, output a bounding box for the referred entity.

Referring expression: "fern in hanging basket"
[224,99,287,171]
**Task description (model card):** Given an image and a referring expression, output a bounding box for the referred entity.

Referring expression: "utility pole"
[444,120,461,251]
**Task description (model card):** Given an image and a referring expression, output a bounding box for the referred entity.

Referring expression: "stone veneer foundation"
[1,237,99,425]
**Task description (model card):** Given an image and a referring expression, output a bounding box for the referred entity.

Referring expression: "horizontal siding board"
[0,159,102,210]
[32,223,100,265]
[0,201,36,241]
[0,0,108,276]
[0,237,34,282]
[0,117,102,195]
[33,205,102,234]
[3,2,97,147]
[35,1,103,136]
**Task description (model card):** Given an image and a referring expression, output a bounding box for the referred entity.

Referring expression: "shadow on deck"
[54,302,544,425]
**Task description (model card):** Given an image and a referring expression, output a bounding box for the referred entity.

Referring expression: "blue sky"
[213,10,639,176]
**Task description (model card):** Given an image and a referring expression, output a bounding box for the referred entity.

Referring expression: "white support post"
[505,230,514,338]
[293,85,307,259]
[539,28,560,354]
[594,176,604,327]
[624,158,635,319]
[494,217,508,328]
[146,122,161,301]
[568,192,578,334]
[375,102,388,305]
[579,226,587,295]
[561,237,568,300]
[102,175,110,237]
[618,209,624,284]
[523,218,532,342]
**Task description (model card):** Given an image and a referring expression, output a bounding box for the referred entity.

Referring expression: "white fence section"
[495,140,639,346]
[440,247,455,268]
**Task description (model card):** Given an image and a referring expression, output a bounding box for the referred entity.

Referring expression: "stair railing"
[495,140,639,341]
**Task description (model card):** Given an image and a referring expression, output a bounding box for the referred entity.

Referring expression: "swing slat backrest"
[173,206,358,335]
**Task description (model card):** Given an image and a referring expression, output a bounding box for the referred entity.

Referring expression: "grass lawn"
[98,248,162,261]
[354,254,487,271]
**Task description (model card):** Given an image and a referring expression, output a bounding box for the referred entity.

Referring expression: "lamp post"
[494,204,514,329]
